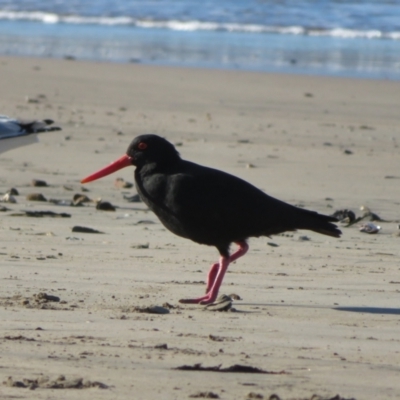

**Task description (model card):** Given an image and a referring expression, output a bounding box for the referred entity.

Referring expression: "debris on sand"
[3,375,108,390]
[26,193,47,202]
[255,395,356,400]
[359,222,381,234]
[332,205,389,227]
[175,363,287,374]
[203,294,233,312]
[189,391,220,398]
[1,193,17,203]
[129,305,170,314]
[114,177,133,189]
[20,292,61,309]
[331,209,356,224]
[10,211,71,218]
[33,292,60,303]
[72,193,92,206]
[6,188,19,196]
[48,198,72,206]
[131,243,150,249]
[247,393,264,399]
[96,200,116,211]
[72,226,104,234]
[31,179,48,187]
[123,193,142,202]
[359,205,385,221]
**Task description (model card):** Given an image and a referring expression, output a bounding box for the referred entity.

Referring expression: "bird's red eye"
[138,142,148,150]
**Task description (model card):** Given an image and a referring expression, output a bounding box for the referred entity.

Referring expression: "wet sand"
[1,56,400,399]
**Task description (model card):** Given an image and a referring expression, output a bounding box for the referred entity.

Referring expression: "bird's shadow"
[333,306,400,315]
[235,303,400,315]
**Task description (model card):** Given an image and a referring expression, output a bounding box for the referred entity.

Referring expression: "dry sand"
[0,56,400,399]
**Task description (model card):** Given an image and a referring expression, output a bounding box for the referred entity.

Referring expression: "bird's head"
[81,134,180,184]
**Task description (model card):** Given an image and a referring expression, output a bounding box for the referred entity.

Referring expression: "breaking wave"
[0,10,399,40]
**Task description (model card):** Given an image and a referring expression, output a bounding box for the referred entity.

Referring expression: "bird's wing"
[168,161,297,240]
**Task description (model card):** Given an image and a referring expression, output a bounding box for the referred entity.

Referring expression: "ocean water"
[0,0,399,79]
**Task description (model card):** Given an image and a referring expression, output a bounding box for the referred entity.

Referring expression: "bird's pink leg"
[205,262,219,293]
[229,241,249,262]
[205,241,249,292]
[179,256,229,304]
[179,241,249,305]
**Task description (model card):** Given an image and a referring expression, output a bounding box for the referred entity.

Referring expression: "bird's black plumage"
[129,135,340,256]
[82,134,341,304]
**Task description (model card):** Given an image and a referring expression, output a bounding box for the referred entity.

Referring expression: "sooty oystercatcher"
[82,134,341,305]
[0,115,61,154]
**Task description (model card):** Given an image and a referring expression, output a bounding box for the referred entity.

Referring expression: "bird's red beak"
[81,154,133,184]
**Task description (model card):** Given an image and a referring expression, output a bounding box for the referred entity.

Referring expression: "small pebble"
[154,343,168,349]
[114,178,133,189]
[26,193,47,202]
[31,179,47,187]
[72,226,104,234]
[189,392,220,399]
[7,188,19,196]
[72,194,92,206]
[298,235,311,241]
[124,194,142,202]
[34,292,60,303]
[131,243,150,249]
[359,222,381,234]
[96,201,116,211]
[1,193,17,203]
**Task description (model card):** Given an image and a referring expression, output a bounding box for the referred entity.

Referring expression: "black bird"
[82,134,341,304]
[0,115,61,154]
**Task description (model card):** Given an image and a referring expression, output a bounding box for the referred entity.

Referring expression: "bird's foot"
[179,293,217,305]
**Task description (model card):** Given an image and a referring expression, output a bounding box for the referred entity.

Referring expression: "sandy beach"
[1,56,400,399]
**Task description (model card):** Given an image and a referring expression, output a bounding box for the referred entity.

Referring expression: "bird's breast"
[135,171,193,238]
